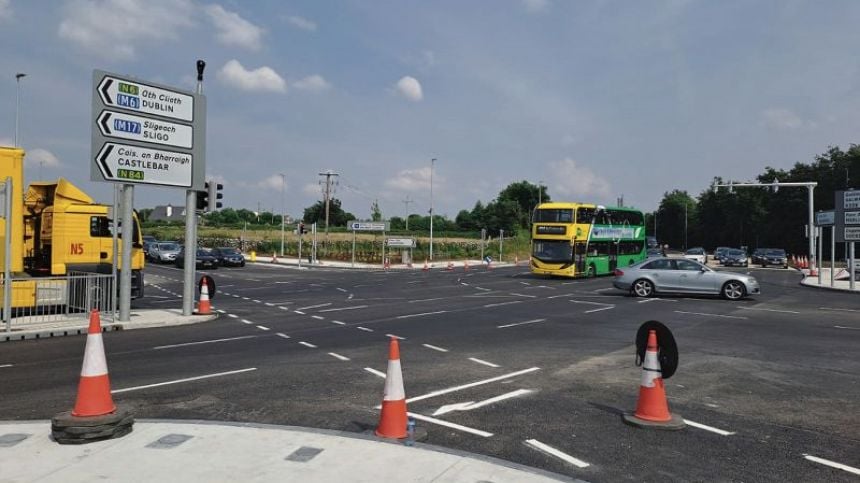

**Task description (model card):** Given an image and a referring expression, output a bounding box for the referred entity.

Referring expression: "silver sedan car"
[613,257,760,300]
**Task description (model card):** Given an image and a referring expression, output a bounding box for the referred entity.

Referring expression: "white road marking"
[637,298,659,304]
[409,297,446,303]
[276,333,290,339]
[594,287,615,293]
[331,320,346,325]
[311,315,325,320]
[264,302,274,307]
[364,367,387,378]
[256,325,270,331]
[584,306,615,313]
[241,297,250,300]
[407,412,493,438]
[674,310,748,320]
[738,306,800,314]
[497,318,546,329]
[525,439,590,468]
[422,344,449,352]
[519,281,531,285]
[468,357,500,368]
[215,309,226,313]
[434,389,534,416]
[328,352,350,361]
[299,341,317,348]
[232,294,240,298]
[227,314,238,319]
[683,419,735,436]
[241,319,253,325]
[0,364,13,368]
[509,293,537,298]
[297,303,332,311]
[318,305,368,313]
[386,334,406,340]
[252,300,261,303]
[396,310,447,319]
[405,367,540,404]
[348,294,354,300]
[154,335,256,350]
[834,325,860,330]
[336,287,348,292]
[483,301,522,308]
[279,306,290,311]
[294,310,306,315]
[570,300,614,306]
[112,368,257,394]
[357,326,374,332]
[819,307,860,313]
[803,454,860,476]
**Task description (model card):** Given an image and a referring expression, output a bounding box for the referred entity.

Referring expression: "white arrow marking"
[432,401,475,416]
[432,389,534,416]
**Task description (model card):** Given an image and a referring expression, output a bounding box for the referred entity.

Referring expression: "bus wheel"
[632,279,654,297]
[587,264,596,278]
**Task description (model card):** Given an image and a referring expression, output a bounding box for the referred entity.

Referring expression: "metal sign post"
[3,177,12,331]
[119,185,134,321]
[499,229,504,262]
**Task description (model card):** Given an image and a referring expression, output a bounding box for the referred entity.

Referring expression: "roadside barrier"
[376,337,408,439]
[623,323,684,430]
[52,310,134,444]
[196,277,212,315]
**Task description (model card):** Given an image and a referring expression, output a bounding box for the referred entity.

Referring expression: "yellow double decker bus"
[531,202,647,277]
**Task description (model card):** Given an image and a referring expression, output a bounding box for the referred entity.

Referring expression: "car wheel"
[240,261,245,267]
[587,264,596,278]
[632,279,654,297]
[721,281,746,300]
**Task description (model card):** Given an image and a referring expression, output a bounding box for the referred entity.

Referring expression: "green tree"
[303,198,354,227]
[371,200,382,221]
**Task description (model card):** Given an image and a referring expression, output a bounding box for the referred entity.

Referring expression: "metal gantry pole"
[850,242,856,291]
[807,185,816,272]
[817,226,823,285]
[351,229,356,267]
[429,158,435,260]
[831,226,835,287]
[4,178,12,331]
[112,185,119,320]
[280,174,286,256]
[119,185,134,321]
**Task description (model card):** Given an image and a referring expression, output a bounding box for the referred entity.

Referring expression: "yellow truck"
[1,146,144,310]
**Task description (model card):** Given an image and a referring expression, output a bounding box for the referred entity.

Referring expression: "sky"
[1,0,860,219]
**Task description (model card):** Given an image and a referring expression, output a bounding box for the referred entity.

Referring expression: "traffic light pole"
[182,62,205,316]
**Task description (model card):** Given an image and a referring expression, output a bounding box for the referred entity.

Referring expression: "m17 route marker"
[96,110,193,149]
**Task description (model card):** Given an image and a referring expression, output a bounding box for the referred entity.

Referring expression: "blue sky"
[1,0,860,219]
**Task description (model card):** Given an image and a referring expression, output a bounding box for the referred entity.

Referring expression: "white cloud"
[293,75,331,92]
[205,4,264,51]
[395,76,423,102]
[217,60,286,93]
[286,15,317,32]
[547,158,610,199]
[0,0,12,21]
[26,148,62,168]
[384,167,441,192]
[522,0,549,13]
[58,0,194,60]
[761,108,804,130]
[257,174,287,191]
[303,183,321,196]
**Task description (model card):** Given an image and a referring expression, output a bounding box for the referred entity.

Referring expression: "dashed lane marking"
[637,298,659,304]
[584,306,615,314]
[311,315,325,320]
[112,368,257,394]
[331,320,346,325]
[483,301,523,308]
[256,325,270,331]
[0,364,13,368]
[279,306,290,311]
[422,344,449,352]
[408,297,446,303]
[299,341,317,348]
[802,454,860,476]
[385,334,406,340]
[264,302,274,307]
[468,357,500,368]
[524,439,590,468]
[328,352,350,361]
[318,305,368,313]
[509,293,537,298]
[276,333,290,339]
[396,310,447,319]
[294,311,306,315]
[252,300,261,303]
[357,327,374,332]
[819,307,860,313]
[834,325,860,330]
[154,335,256,350]
[227,314,238,319]
[364,367,387,378]
[241,319,253,325]
[297,303,332,311]
[215,309,226,314]
[738,306,800,314]
[683,419,735,436]
[336,287,348,292]
[674,310,748,320]
[497,318,546,329]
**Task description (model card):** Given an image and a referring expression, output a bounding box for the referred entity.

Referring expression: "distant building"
[149,204,187,222]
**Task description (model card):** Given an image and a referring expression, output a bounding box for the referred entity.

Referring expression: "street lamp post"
[684,201,688,250]
[429,158,436,260]
[538,180,543,205]
[279,173,286,256]
[14,73,26,147]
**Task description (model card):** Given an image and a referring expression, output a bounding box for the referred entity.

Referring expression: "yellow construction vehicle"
[1,146,144,310]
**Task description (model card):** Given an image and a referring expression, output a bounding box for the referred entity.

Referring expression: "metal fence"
[2,272,116,331]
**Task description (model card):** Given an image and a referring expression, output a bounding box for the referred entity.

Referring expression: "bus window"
[534,209,573,223]
[576,207,594,224]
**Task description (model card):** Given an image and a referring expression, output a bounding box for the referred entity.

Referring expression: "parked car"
[721,248,749,267]
[760,248,788,268]
[750,248,767,265]
[684,247,707,264]
[646,248,664,258]
[713,247,731,263]
[175,247,219,269]
[210,247,246,267]
[613,257,760,300]
[149,242,181,263]
[646,236,659,249]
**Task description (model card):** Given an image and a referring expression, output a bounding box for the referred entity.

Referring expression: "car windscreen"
[685,248,704,254]
[160,243,179,251]
[766,249,786,256]
[196,250,211,256]
[218,248,240,255]
[728,249,745,256]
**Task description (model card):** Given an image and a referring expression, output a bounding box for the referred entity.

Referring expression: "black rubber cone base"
[52,406,134,444]
[622,412,686,430]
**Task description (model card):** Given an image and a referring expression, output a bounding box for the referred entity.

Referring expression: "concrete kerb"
[798,267,860,293]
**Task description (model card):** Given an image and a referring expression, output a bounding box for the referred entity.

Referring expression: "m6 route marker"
[97,75,194,122]
[96,110,193,149]
[95,142,192,188]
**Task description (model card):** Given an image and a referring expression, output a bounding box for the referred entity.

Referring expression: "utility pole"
[318,170,339,235]
[279,173,286,256]
[402,196,414,230]
[430,158,436,260]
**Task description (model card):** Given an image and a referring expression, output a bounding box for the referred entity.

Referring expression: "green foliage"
[303,198,355,227]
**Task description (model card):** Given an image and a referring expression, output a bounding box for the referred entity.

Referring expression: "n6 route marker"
[97,75,194,122]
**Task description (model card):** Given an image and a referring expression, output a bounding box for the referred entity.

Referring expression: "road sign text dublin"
[98,76,194,122]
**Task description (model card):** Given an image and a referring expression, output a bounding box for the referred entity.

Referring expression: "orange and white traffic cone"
[72,310,116,417]
[196,277,212,315]
[446,261,454,271]
[514,255,519,266]
[790,255,796,267]
[622,329,684,429]
[422,259,429,272]
[375,337,408,439]
[464,260,470,271]
[802,256,808,269]
[272,252,278,263]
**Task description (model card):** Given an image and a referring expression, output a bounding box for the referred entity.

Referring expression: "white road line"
[241,319,253,325]
[405,367,540,404]
[738,306,800,314]
[318,305,368,313]
[422,344,449,352]
[396,310,447,319]
[497,318,546,329]
[357,326,374,332]
[483,301,522,308]
[509,293,537,298]
[215,309,227,313]
[256,325,270,331]
[294,310,306,315]
[409,297,446,303]
[336,287,348,292]
[328,352,350,361]
[331,320,346,325]
[407,412,493,438]
[637,298,659,304]
[468,357,500,368]
[231,294,240,298]
[519,282,531,285]
[297,303,333,311]
[241,297,250,300]
[584,306,615,314]
[0,364,13,368]
[298,341,317,348]
[683,419,735,436]
[570,300,614,306]
[819,307,860,313]
[311,315,325,320]
[276,333,290,339]
[154,335,256,350]
[674,310,748,320]
[227,314,238,319]
[594,288,615,293]
[264,302,274,307]
[252,300,261,303]
[112,368,257,394]
[386,333,406,340]
[279,306,290,310]
[524,439,590,468]
[348,294,354,300]
[463,389,533,411]
[834,325,860,330]
[364,367,387,378]
[803,454,860,476]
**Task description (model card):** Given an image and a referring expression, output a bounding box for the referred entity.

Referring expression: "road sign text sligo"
[98,75,194,122]
[97,110,193,149]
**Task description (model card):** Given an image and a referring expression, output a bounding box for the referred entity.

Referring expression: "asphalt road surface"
[2,262,858,482]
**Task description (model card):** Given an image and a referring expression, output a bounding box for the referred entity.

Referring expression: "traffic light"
[207,181,223,211]
[299,222,306,234]
[196,189,208,211]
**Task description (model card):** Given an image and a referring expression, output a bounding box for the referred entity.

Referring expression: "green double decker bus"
[531,202,647,277]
